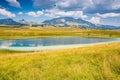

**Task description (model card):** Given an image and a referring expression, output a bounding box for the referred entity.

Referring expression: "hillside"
[0,18,25,26]
[43,17,120,30]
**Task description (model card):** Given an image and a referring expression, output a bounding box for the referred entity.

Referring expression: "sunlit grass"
[0,27,120,39]
[0,42,120,80]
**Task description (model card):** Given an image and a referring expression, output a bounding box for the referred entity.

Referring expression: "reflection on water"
[0,37,119,51]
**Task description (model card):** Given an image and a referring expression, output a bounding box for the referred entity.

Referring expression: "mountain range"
[43,17,120,30]
[0,17,120,30]
[0,18,25,26]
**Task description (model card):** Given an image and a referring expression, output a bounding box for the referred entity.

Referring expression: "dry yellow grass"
[0,27,120,39]
[0,42,120,80]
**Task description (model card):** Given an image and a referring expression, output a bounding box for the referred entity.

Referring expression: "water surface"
[0,37,119,51]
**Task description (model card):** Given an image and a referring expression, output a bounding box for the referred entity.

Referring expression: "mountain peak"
[0,18,25,26]
[43,17,120,30]
[43,17,95,28]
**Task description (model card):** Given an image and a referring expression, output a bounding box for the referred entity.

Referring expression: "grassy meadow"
[0,42,120,80]
[0,27,120,39]
[0,27,120,80]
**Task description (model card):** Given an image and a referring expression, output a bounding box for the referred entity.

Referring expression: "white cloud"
[45,9,87,19]
[93,0,120,10]
[97,13,120,18]
[6,0,21,8]
[33,0,95,11]
[0,8,16,17]
[108,0,120,10]
[57,0,78,8]
[89,17,101,24]
[18,12,23,15]
[57,0,95,10]
[33,0,120,14]
[89,12,120,24]
[111,4,120,10]
[27,11,43,17]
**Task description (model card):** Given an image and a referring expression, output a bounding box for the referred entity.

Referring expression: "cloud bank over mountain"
[0,0,120,26]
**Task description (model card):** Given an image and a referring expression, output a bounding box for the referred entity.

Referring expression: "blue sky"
[0,0,120,26]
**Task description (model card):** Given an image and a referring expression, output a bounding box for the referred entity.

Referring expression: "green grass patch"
[0,50,25,54]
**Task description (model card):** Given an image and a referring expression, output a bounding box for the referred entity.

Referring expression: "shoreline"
[0,39,120,51]
[0,35,117,40]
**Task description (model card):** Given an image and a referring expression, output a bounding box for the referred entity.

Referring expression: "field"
[0,27,120,80]
[0,42,120,80]
[0,27,120,39]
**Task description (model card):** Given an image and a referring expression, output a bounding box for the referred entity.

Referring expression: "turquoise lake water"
[0,37,119,51]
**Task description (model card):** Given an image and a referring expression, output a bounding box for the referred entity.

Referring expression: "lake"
[0,37,120,51]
